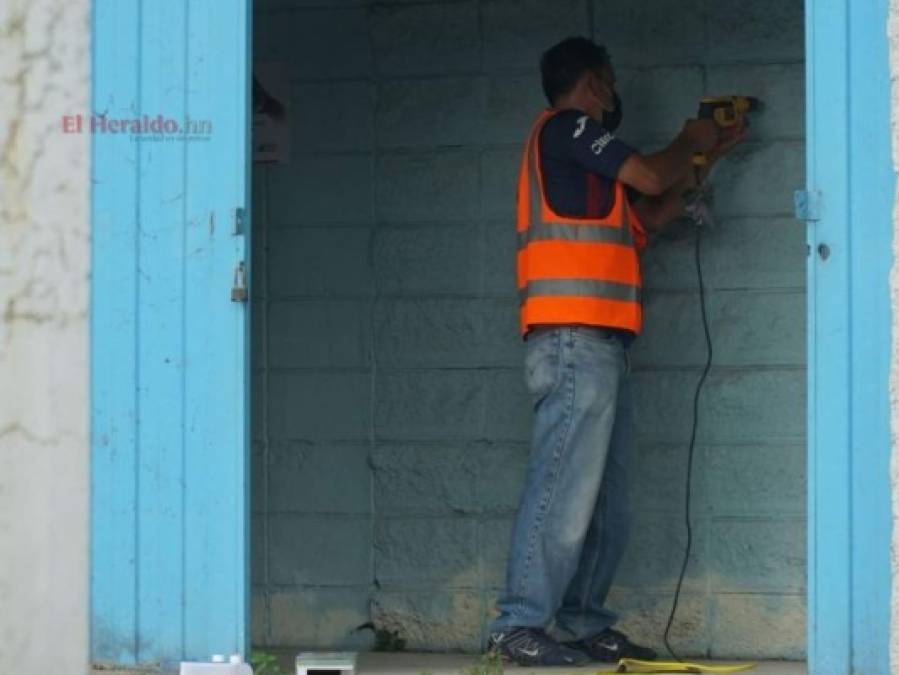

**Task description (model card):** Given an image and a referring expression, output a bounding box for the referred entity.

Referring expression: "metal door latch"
[231,261,248,302]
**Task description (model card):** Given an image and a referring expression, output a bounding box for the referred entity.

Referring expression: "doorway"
[248,0,809,662]
[88,0,895,671]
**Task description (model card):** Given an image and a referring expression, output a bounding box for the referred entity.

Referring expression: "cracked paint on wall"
[0,0,90,673]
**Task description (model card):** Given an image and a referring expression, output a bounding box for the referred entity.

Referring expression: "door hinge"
[231,261,248,302]
[234,207,246,235]
[794,190,821,222]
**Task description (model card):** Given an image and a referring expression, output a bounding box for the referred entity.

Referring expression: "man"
[488,37,745,667]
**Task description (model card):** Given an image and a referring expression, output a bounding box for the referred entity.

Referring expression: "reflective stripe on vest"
[516,109,645,336]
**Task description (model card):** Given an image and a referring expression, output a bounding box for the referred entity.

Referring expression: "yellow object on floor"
[599,658,757,674]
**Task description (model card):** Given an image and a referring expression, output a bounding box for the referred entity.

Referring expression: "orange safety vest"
[517,109,647,336]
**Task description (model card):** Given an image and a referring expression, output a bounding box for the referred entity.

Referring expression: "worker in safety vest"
[488,37,746,668]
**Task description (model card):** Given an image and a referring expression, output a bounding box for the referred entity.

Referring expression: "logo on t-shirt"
[573,115,589,138]
[591,132,613,155]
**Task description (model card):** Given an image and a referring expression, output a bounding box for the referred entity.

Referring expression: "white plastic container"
[295,651,356,675]
[179,653,253,675]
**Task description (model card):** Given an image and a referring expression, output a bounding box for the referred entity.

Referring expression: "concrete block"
[484,368,534,442]
[372,224,481,295]
[632,290,805,369]
[480,148,521,220]
[478,443,529,513]
[614,67,704,142]
[376,151,479,223]
[269,300,371,369]
[376,77,486,149]
[632,369,805,443]
[479,517,515,590]
[481,0,589,71]
[374,517,479,587]
[269,515,371,586]
[710,593,806,659]
[267,227,372,297]
[630,291,704,369]
[700,369,805,442]
[250,302,266,366]
[592,0,707,67]
[269,371,371,440]
[604,588,711,657]
[251,164,267,230]
[251,234,266,302]
[257,8,371,80]
[704,218,806,290]
[373,298,519,368]
[252,518,266,585]
[251,586,268,646]
[480,302,523,367]
[712,141,805,217]
[708,518,805,593]
[702,444,805,517]
[370,2,479,76]
[269,587,374,649]
[628,443,691,515]
[631,370,693,442]
[252,370,265,442]
[370,590,483,651]
[706,64,805,140]
[615,513,708,593]
[375,370,485,440]
[708,290,805,366]
[267,156,373,226]
[707,0,804,65]
[292,81,374,154]
[641,218,806,291]
[482,218,519,298]
[372,444,480,515]
[485,75,547,145]
[251,444,266,515]
[268,442,371,515]
[257,0,363,8]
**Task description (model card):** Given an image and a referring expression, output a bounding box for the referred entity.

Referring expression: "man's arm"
[616,119,720,196]
[631,172,694,231]
[630,122,748,231]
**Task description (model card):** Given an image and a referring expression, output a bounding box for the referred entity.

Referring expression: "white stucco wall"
[0,1,90,673]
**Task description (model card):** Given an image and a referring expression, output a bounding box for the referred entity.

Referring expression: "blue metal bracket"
[794,189,822,221]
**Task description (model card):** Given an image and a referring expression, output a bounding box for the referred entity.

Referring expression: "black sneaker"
[489,627,591,667]
[565,628,657,662]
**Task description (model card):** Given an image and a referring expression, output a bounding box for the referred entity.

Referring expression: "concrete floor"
[322,653,806,675]
[93,653,806,675]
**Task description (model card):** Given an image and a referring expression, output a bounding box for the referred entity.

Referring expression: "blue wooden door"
[804,1,892,673]
[91,0,251,665]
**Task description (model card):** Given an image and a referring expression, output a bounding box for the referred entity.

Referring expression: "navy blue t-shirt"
[538,109,636,218]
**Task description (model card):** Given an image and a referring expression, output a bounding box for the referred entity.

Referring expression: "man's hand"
[705,119,748,165]
[682,119,720,153]
[635,118,749,232]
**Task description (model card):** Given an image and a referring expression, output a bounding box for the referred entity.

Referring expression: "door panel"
[805,1,892,673]
[91,0,251,664]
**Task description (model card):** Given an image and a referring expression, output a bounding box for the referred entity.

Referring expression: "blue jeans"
[491,325,634,642]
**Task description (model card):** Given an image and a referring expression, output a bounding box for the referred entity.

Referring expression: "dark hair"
[540,37,609,105]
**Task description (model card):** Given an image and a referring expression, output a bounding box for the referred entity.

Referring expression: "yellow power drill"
[692,95,762,166]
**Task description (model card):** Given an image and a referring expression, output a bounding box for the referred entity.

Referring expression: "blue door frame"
[804,0,893,673]
[89,0,895,670]
[90,0,252,664]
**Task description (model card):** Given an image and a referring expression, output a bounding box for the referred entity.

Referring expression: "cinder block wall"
[250,0,806,659]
